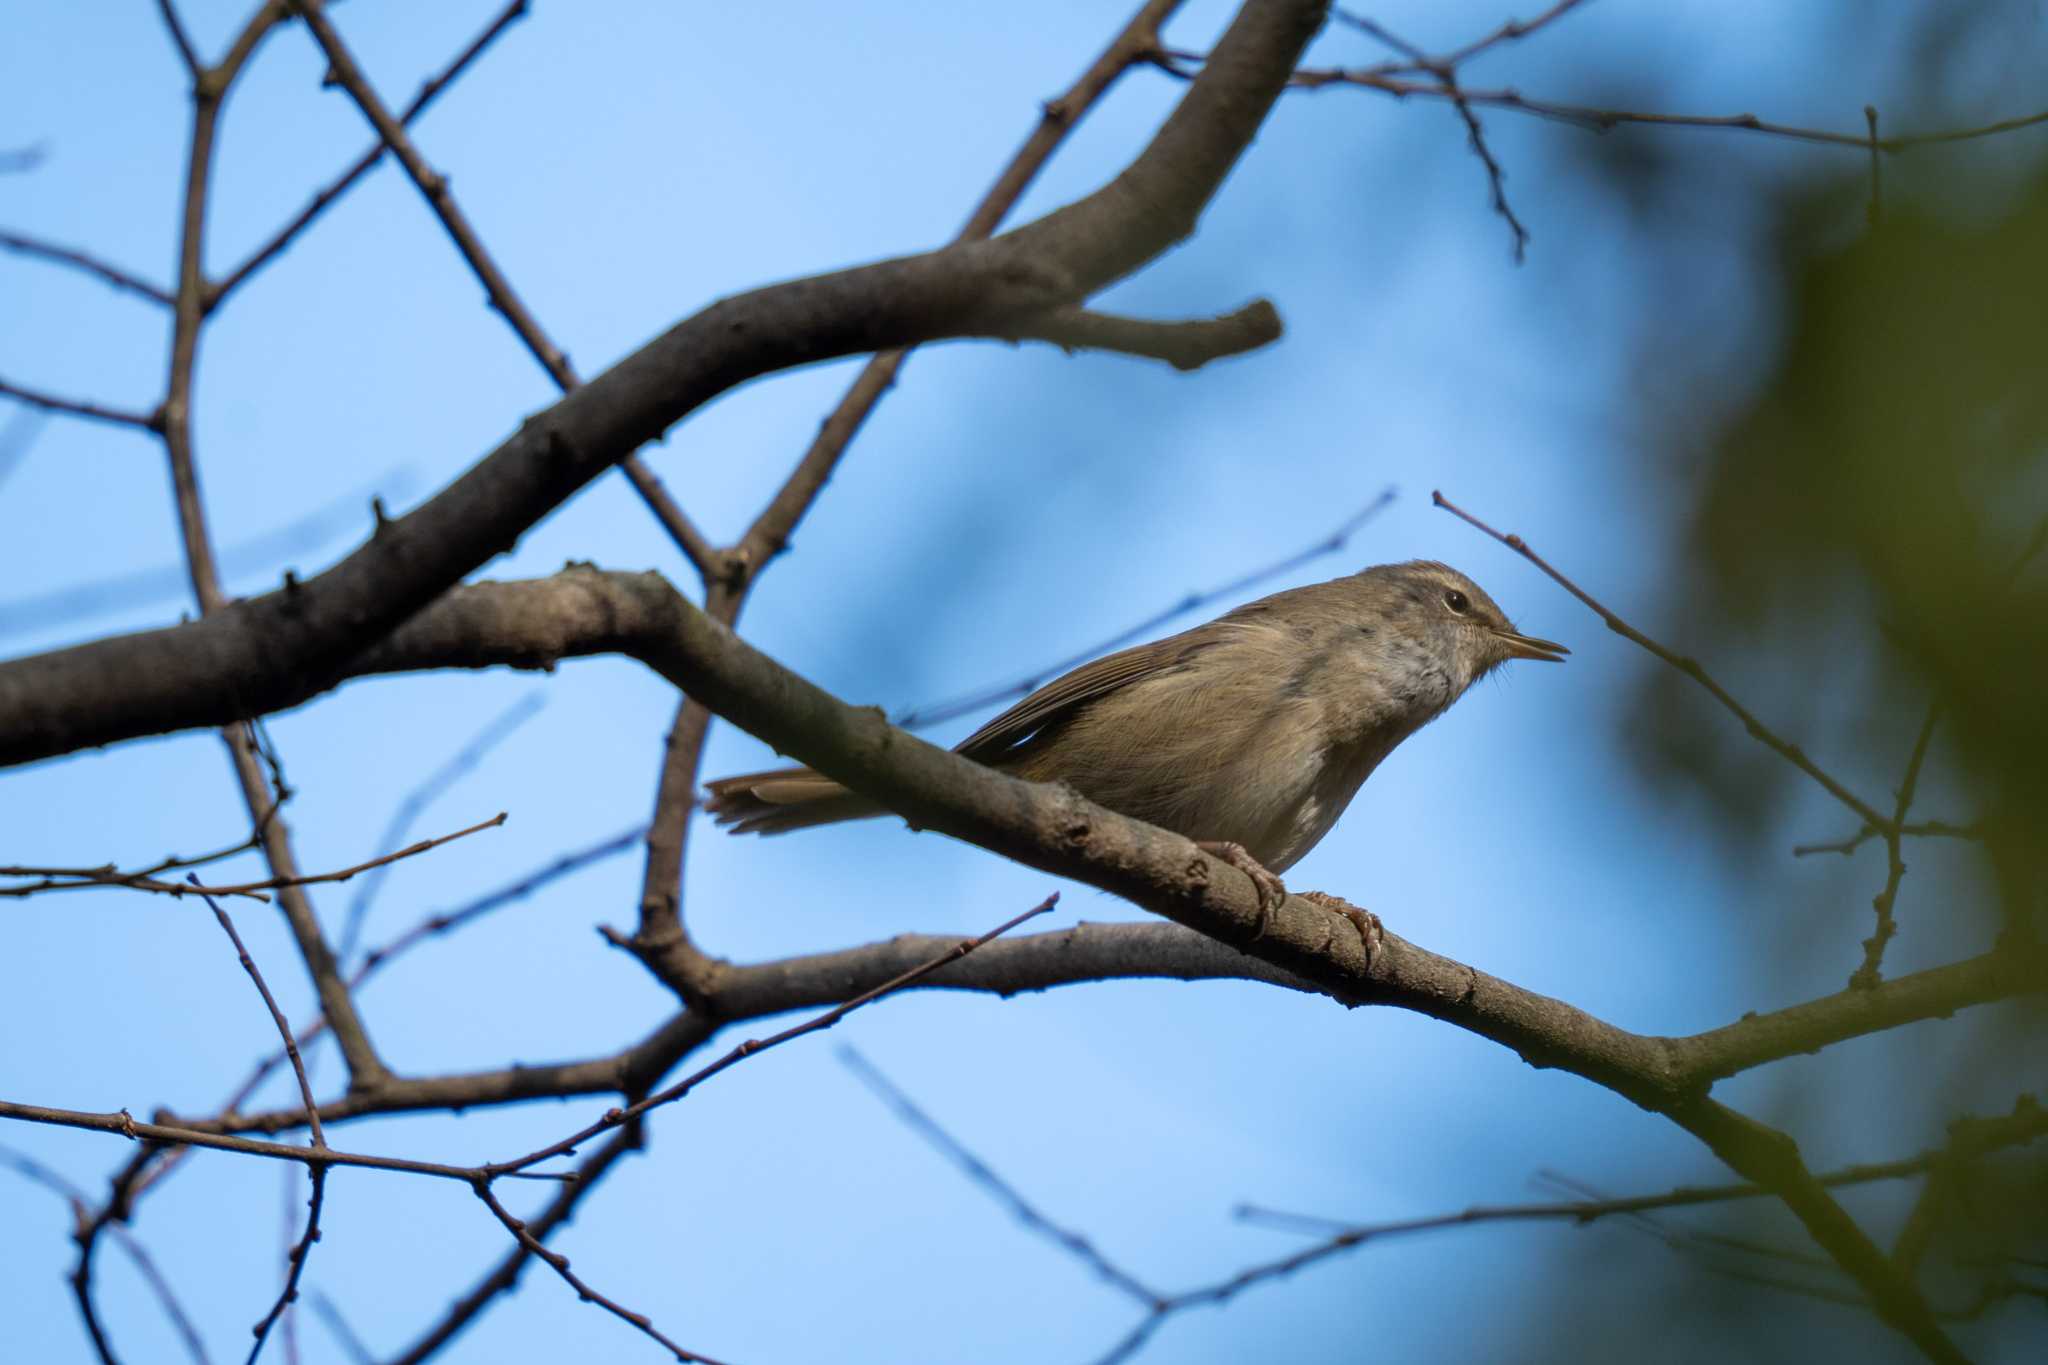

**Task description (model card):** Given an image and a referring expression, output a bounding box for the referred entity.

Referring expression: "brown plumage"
[704,560,1564,874]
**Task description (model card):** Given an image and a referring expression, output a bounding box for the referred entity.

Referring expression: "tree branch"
[996,301,1282,370]
[0,0,1316,769]
[0,229,172,306]
[0,376,159,432]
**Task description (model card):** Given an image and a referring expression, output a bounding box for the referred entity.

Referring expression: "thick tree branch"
[0,0,1315,768]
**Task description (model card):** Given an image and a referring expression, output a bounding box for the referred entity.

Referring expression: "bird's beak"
[1494,629,1569,663]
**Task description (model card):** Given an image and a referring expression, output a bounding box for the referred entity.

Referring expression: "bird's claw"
[1301,891,1383,969]
[1196,840,1288,940]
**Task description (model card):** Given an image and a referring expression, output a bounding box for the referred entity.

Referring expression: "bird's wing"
[954,628,1221,764]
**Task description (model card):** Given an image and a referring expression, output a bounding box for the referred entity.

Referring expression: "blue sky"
[4,3,2045,1362]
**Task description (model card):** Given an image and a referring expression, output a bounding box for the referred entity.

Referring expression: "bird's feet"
[1195,840,1289,940]
[1300,891,1383,969]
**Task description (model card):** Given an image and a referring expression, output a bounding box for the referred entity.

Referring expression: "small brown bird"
[705,560,1563,902]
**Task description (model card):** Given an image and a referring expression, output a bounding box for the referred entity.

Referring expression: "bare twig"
[1152,48,2048,155]
[337,694,541,962]
[358,823,643,975]
[1791,819,1977,859]
[155,0,203,78]
[469,1174,731,1365]
[708,0,1191,604]
[839,1046,1165,1307]
[1333,12,1528,259]
[1436,0,1593,69]
[0,1099,574,1183]
[212,0,531,307]
[4,812,506,901]
[896,487,1396,728]
[1433,490,1888,829]
[386,1125,643,1365]
[193,882,327,1149]
[0,1144,212,1365]
[0,229,173,305]
[282,0,712,572]
[191,881,328,1365]
[0,375,159,432]
[1852,704,1941,988]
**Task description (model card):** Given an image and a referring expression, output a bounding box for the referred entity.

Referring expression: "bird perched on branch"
[705,560,1563,914]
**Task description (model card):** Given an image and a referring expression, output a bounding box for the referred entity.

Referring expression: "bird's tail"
[702,766,886,836]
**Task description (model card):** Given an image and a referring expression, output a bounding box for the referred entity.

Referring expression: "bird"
[704,560,1563,914]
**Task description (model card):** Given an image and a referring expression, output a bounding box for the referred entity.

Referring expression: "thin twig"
[337,694,541,962]
[3,812,507,901]
[895,487,1396,729]
[283,0,712,571]
[0,1144,213,1365]
[212,0,531,307]
[191,880,327,1365]
[1437,0,1593,69]
[839,1045,1165,1307]
[0,376,159,432]
[1151,49,2048,155]
[0,1099,575,1183]
[0,230,173,306]
[1791,819,1978,859]
[386,1125,643,1365]
[358,823,644,975]
[155,0,203,78]
[1432,490,1888,830]
[1333,12,1528,259]
[710,0,1191,605]
[1853,704,1941,988]
[469,1173,731,1365]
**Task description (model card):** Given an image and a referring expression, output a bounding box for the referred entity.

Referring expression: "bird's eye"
[1443,588,1470,615]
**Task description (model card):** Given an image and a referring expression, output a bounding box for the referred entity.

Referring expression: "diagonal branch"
[841,1045,1165,1308]
[0,0,1316,768]
[154,0,202,78]
[284,0,719,578]
[714,0,1192,601]
[211,0,531,308]
[194,881,328,1365]
[1433,490,1889,829]
[385,1123,642,1365]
